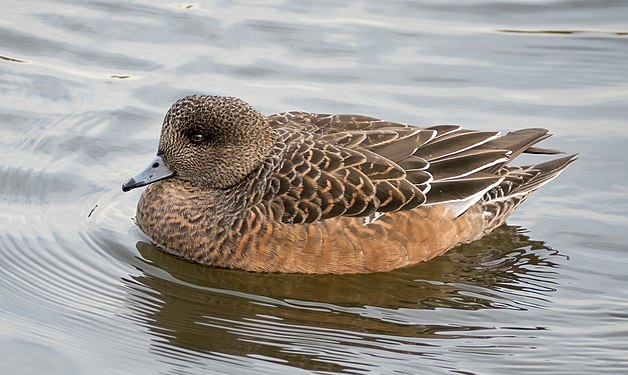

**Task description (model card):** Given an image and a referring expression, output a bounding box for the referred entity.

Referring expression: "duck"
[122,95,576,274]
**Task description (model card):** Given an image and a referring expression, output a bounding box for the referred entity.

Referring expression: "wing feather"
[262,112,572,223]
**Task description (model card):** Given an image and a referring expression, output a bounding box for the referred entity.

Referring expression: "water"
[1,0,627,373]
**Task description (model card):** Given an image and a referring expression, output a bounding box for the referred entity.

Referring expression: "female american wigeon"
[123,95,576,274]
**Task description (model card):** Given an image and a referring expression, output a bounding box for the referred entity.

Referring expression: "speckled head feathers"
[157,95,277,189]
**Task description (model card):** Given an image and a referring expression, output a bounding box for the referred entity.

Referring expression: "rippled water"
[1,0,627,374]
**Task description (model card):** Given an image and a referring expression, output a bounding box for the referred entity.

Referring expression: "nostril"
[152,162,159,168]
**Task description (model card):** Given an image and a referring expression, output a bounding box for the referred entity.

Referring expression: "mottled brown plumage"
[123,95,576,274]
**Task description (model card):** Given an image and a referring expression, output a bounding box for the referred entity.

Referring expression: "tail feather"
[524,146,565,155]
[481,128,553,172]
[473,154,578,239]
[511,154,578,197]
[422,127,574,210]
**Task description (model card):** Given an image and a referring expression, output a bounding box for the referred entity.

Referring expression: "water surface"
[1,0,627,374]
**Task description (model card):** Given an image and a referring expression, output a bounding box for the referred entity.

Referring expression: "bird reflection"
[119,225,563,372]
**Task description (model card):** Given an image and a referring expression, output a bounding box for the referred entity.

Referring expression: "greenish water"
[1,0,627,374]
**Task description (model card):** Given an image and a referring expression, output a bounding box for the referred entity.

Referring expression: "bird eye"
[190,134,204,143]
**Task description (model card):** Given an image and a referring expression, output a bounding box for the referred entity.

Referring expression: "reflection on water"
[118,225,561,371]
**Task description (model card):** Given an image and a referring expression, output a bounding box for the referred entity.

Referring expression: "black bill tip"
[122,178,137,192]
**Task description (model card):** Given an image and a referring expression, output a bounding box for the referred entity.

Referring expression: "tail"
[473,153,578,240]
[421,127,576,221]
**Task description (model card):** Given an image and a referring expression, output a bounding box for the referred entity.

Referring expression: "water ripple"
[2,0,627,373]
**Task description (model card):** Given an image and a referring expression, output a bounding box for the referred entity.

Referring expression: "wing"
[264,112,566,223]
[268,111,420,134]
[263,126,433,224]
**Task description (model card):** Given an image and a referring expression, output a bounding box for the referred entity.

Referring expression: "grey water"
[1,0,627,374]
